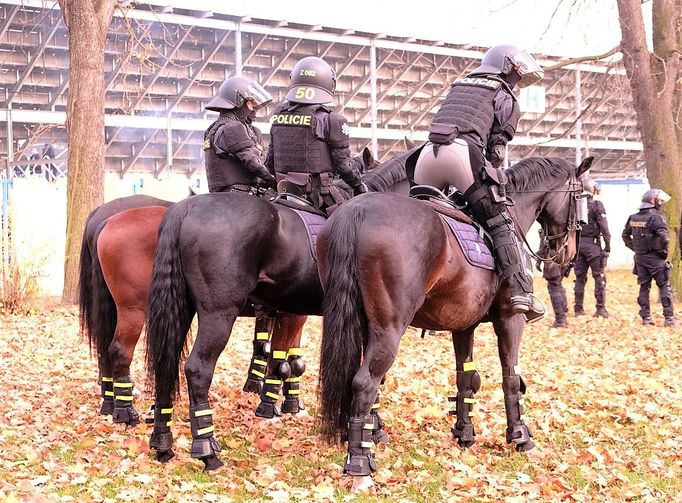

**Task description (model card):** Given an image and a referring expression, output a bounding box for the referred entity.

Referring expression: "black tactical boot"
[574,306,585,316]
[642,317,655,326]
[595,307,609,318]
[552,317,568,328]
[664,317,676,327]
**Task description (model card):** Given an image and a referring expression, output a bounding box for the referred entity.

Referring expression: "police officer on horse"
[574,178,611,318]
[408,44,545,320]
[265,56,366,214]
[204,76,277,194]
[622,188,676,327]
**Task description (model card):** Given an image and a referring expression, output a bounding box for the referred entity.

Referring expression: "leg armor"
[343,415,377,476]
[243,324,272,394]
[502,372,534,451]
[100,376,114,416]
[573,255,587,315]
[148,404,174,460]
[637,280,652,320]
[594,272,607,309]
[189,402,222,461]
[112,376,140,426]
[255,350,288,418]
[547,278,568,327]
[450,363,481,447]
[370,388,389,444]
[281,348,306,414]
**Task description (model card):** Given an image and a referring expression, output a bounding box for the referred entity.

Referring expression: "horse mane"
[506,157,574,191]
[361,148,412,191]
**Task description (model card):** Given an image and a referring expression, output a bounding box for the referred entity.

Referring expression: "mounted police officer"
[407,44,545,320]
[204,76,277,194]
[265,56,366,214]
[574,178,610,318]
[622,188,676,327]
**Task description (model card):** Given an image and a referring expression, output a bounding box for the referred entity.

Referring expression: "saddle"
[272,194,327,261]
[410,185,495,271]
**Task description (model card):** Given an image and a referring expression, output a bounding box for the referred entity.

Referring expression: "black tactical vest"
[204,115,256,192]
[628,211,657,254]
[270,104,334,175]
[431,76,505,147]
[581,199,602,238]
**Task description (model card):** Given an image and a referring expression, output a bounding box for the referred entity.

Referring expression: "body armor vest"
[581,199,602,238]
[629,211,659,254]
[204,115,257,191]
[431,76,504,147]
[270,104,334,175]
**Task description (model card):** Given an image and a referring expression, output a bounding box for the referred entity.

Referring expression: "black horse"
[317,156,592,487]
[144,149,414,469]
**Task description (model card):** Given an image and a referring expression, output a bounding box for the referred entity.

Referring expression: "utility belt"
[275,171,345,208]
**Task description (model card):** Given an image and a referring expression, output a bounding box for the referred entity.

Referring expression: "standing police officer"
[537,230,571,328]
[622,188,676,327]
[265,56,366,214]
[408,44,545,320]
[204,76,277,194]
[574,178,611,318]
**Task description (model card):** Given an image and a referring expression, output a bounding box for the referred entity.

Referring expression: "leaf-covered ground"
[1,270,681,502]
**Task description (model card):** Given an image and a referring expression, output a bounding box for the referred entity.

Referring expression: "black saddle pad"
[273,197,327,260]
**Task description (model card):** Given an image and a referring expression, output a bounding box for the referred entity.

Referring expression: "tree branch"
[543,45,622,71]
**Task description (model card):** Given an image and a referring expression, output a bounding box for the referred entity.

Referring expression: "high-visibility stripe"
[113,382,134,388]
[197,425,214,436]
[371,402,380,409]
[104,391,114,397]
[265,379,282,385]
[360,441,373,449]
[115,395,134,401]
[463,361,476,372]
[272,350,287,360]
[166,421,173,426]
[464,398,475,404]
[286,389,300,395]
[256,332,270,340]
[253,359,267,367]
[266,392,279,400]
[194,409,213,417]
[160,408,173,414]
[251,369,265,378]
[101,377,113,382]
[285,377,300,383]
[363,422,374,430]
[468,411,475,417]
[287,348,302,356]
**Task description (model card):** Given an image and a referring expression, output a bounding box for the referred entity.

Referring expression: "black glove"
[353,182,368,196]
[258,173,277,190]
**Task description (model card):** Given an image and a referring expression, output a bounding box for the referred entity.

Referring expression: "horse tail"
[78,210,96,343]
[89,225,117,367]
[318,205,368,440]
[145,200,195,401]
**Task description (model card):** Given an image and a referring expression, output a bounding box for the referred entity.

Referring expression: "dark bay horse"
[144,150,413,470]
[317,156,592,485]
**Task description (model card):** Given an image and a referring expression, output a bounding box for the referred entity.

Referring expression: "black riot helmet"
[205,76,273,112]
[581,178,600,196]
[286,56,336,105]
[470,44,544,88]
[639,188,671,209]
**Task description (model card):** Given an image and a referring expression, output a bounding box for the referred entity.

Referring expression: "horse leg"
[255,313,306,418]
[243,311,275,394]
[280,315,307,415]
[370,377,389,443]
[185,309,239,471]
[493,316,535,452]
[98,355,114,416]
[110,307,145,426]
[450,327,479,448]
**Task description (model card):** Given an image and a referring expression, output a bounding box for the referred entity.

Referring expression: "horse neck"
[510,192,544,236]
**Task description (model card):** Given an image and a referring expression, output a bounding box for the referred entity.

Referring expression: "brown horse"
[317,156,592,487]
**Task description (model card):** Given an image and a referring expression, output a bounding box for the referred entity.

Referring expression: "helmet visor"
[240,82,273,110]
[656,189,671,205]
[510,50,544,88]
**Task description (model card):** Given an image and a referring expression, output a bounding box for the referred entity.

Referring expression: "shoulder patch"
[453,77,502,90]
[341,122,350,136]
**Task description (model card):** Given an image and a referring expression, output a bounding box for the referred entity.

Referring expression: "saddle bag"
[428,123,458,145]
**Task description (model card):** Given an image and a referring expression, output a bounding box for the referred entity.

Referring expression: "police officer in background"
[265,56,366,214]
[574,178,611,318]
[622,188,676,327]
[536,229,571,328]
[408,44,545,320]
[204,76,277,194]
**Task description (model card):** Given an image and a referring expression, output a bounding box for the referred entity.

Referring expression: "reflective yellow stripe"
[468,411,475,417]
[371,402,380,409]
[253,359,267,366]
[286,389,300,395]
[272,350,287,360]
[160,408,173,414]
[360,441,373,449]
[363,422,374,430]
[104,391,114,397]
[265,379,282,385]
[194,409,213,417]
[197,425,214,436]
[463,361,476,372]
[464,398,475,404]
[285,377,300,383]
[256,332,270,341]
[166,420,173,426]
[113,382,134,388]
[251,369,265,378]
[266,392,279,399]
[115,395,134,401]
[287,348,302,356]
[101,377,113,382]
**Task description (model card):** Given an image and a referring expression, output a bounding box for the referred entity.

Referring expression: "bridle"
[508,175,584,264]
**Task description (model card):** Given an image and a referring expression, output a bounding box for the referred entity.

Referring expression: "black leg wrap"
[343,416,377,476]
[370,392,389,444]
[112,376,140,426]
[502,375,534,451]
[450,368,480,446]
[255,351,287,418]
[100,377,114,416]
[189,402,222,460]
[148,404,174,461]
[281,349,306,414]
[243,329,271,394]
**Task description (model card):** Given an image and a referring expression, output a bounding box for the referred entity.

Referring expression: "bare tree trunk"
[616,0,682,298]
[59,0,117,303]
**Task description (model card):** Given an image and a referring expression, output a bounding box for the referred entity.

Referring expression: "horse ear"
[576,156,594,177]
[404,136,415,150]
[362,147,375,170]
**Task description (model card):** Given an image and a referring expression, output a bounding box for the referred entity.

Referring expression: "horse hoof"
[457,439,476,449]
[99,400,114,416]
[202,454,225,471]
[156,449,175,463]
[242,379,263,395]
[350,475,374,495]
[515,440,535,452]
